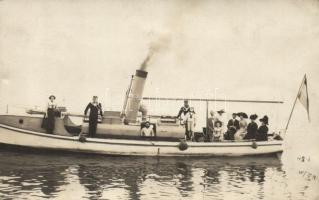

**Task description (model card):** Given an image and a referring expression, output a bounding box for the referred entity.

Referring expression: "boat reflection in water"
[0,148,296,200]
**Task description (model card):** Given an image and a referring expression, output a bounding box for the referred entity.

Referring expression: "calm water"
[0,143,318,200]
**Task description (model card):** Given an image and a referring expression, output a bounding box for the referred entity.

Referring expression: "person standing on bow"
[84,96,103,138]
[46,95,57,134]
[176,100,192,140]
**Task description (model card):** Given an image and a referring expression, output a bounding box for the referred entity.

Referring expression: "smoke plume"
[139,1,202,71]
[140,34,171,71]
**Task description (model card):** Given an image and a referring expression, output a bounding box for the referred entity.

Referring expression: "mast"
[284,74,306,131]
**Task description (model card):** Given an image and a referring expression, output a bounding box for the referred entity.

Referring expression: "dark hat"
[93,95,98,98]
[49,95,56,100]
[237,112,248,118]
[184,99,189,103]
[232,113,237,116]
[259,115,269,125]
[250,114,258,120]
[217,109,225,114]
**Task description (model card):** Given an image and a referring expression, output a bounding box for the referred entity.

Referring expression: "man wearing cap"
[176,100,193,140]
[84,96,103,138]
[225,113,240,140]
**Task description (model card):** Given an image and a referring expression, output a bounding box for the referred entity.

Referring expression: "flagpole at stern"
[285,74,307,131]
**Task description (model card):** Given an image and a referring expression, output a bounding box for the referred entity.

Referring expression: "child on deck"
[213,121,223,142]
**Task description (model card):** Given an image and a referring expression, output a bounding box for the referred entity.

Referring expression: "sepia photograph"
[0,0,318,199]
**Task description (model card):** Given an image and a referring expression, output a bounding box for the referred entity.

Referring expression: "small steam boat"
[0,67,309,157]
[0,118,283,157]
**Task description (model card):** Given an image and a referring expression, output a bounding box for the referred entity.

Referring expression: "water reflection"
[0,150,315,200]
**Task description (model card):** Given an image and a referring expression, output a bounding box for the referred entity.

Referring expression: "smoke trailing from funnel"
[140,34,171,71]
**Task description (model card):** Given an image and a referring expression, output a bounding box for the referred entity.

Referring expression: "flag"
[297,75,310,121]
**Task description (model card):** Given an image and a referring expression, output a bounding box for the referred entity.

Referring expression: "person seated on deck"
[215,109,226,133]
[213,121,223,142]
[244,114,258,140]
[234,112,248,141]
[140,121,154,137]
[224,113,240,140]
[256,115,269,141]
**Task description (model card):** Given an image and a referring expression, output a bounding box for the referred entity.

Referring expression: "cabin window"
[18,119,24,124]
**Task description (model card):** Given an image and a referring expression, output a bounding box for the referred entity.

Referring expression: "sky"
[0,0,319,131]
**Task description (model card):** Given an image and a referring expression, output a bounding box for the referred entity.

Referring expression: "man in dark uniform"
[84,96,103,138]
[176,100,192,140]
[224,113,240,140]
[244,114,258,140]
[206,110,215,142]
[257,115,269,141]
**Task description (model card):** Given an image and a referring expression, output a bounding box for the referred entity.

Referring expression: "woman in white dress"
[234,112,248,140]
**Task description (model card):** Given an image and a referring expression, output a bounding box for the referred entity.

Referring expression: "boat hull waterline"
[0,124,283,157]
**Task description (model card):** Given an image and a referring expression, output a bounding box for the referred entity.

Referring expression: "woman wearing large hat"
[46,95,57,134]
[257,115,269,141]
[244,114,258,140]
[234,112,248,140]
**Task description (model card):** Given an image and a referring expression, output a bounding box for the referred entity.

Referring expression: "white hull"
[0,124,283,157]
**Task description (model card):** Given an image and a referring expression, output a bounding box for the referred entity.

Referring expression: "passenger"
[207,110,215,142]
[257,115,269,141]
[185,107,196,141]
[46,95,57,134]
[176,100,192,140]
[224,113,240,140]
[177,100,191,118]
[219,109,229,134]
[213,121,223,142]
[140,121,154,137]
[84,96,103,138]
[234,112,248,140]
[244,114,258,140]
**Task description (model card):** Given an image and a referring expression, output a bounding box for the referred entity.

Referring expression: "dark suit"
[224,119,239,140]
[84,102,103,137]
[257,125,268,141]
[207,117,215,141]
[244,121,258,140]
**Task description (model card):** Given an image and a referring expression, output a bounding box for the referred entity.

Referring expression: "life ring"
[252,141,258,149]
[178,140,188,151]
